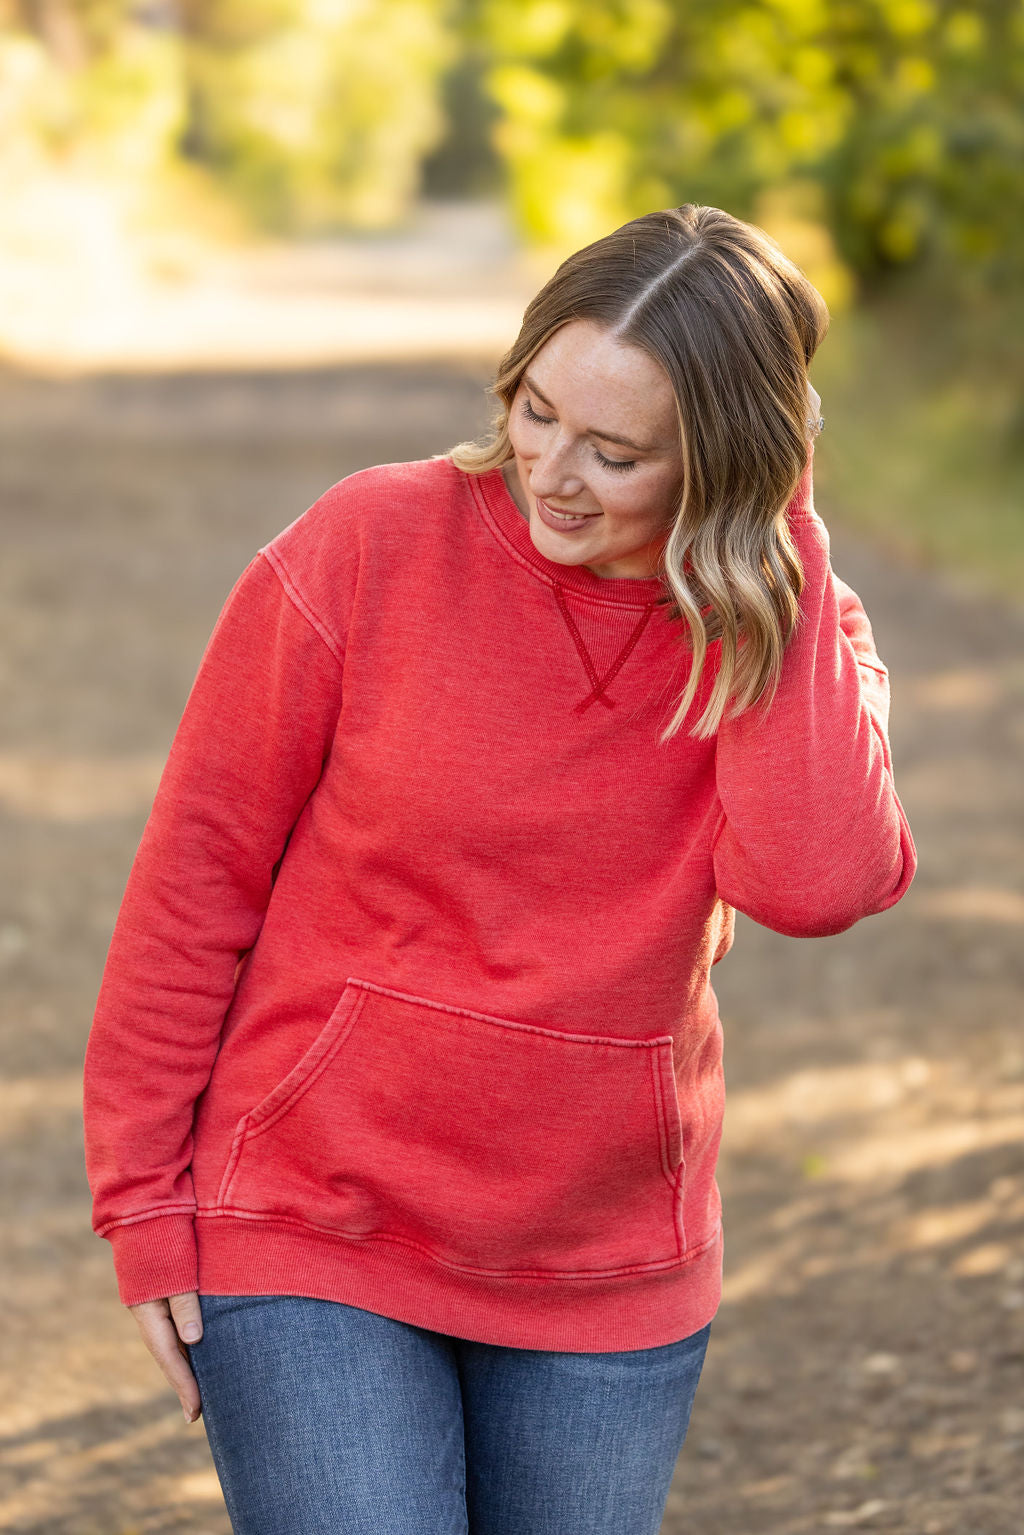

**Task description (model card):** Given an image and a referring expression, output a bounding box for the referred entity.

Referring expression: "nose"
[527,433,585,503]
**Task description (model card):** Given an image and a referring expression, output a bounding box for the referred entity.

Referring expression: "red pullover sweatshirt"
[83,448,917,1351]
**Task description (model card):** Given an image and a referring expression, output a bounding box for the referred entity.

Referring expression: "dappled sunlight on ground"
[2,356,1022,1532]
[0,1397,228,1533]
[0,200,539,374]
[0,754,164,822]
[912,887,1024,924]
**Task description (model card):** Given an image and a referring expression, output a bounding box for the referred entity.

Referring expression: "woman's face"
[503,319,685,580]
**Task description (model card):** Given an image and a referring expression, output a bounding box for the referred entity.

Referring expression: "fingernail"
[183,1406,194,1423]
[183,1323,200,1342]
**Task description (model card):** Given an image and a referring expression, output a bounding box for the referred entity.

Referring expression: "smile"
[536,497,602,527]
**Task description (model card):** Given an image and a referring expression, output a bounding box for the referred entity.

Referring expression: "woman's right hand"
[129,1291,204,1423]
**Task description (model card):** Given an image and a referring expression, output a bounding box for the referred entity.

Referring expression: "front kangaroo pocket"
[218,977,686,1276]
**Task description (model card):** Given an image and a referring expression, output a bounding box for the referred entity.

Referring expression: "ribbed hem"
[106,1213,199,1307]
[194,1213,723,1352]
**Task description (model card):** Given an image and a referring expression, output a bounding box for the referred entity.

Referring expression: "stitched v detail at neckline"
[552,584,659,712]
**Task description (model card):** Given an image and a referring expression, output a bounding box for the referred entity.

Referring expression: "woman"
[83,204,917,1534]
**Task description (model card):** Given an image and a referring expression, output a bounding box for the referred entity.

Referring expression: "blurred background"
[1,2,1023,1532]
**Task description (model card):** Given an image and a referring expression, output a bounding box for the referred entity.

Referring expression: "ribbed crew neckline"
[468,463,667,609]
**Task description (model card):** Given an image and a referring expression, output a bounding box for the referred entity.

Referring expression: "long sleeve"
[82,551,345,1305]
[711,454,917,938]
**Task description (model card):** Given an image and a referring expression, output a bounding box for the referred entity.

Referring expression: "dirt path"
[1,360,1022,1534]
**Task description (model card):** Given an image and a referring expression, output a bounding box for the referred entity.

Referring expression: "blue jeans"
[185,1293,711,1534]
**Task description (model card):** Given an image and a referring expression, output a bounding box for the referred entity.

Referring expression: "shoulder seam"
[259,546,345,666]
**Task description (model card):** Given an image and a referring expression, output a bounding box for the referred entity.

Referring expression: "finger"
[130,1299,203,1422]
[168,1290,203,1346]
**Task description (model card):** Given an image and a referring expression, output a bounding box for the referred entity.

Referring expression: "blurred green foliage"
[457,0,1024,587]
[472,0,1023,304]
[0,0,457,230]
[0,1,1020,589]
[2,0,1019,293]
[173,0,457,229]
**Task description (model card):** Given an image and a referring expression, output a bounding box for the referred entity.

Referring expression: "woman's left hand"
[806,380,824,440]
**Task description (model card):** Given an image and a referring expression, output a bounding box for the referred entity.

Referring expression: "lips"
[536,497,601,529]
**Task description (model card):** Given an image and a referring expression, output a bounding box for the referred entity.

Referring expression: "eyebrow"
[521,375,657,453]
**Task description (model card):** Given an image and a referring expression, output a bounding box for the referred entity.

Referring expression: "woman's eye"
[594,449,637,474]
[520,396,636,473]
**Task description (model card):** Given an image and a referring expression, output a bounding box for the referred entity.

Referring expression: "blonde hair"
[449,204,829,742]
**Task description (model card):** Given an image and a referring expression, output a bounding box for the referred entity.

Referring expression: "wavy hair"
[448,204,829,742]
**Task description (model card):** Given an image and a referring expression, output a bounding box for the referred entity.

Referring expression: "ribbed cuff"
[105,1212,199,1307]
